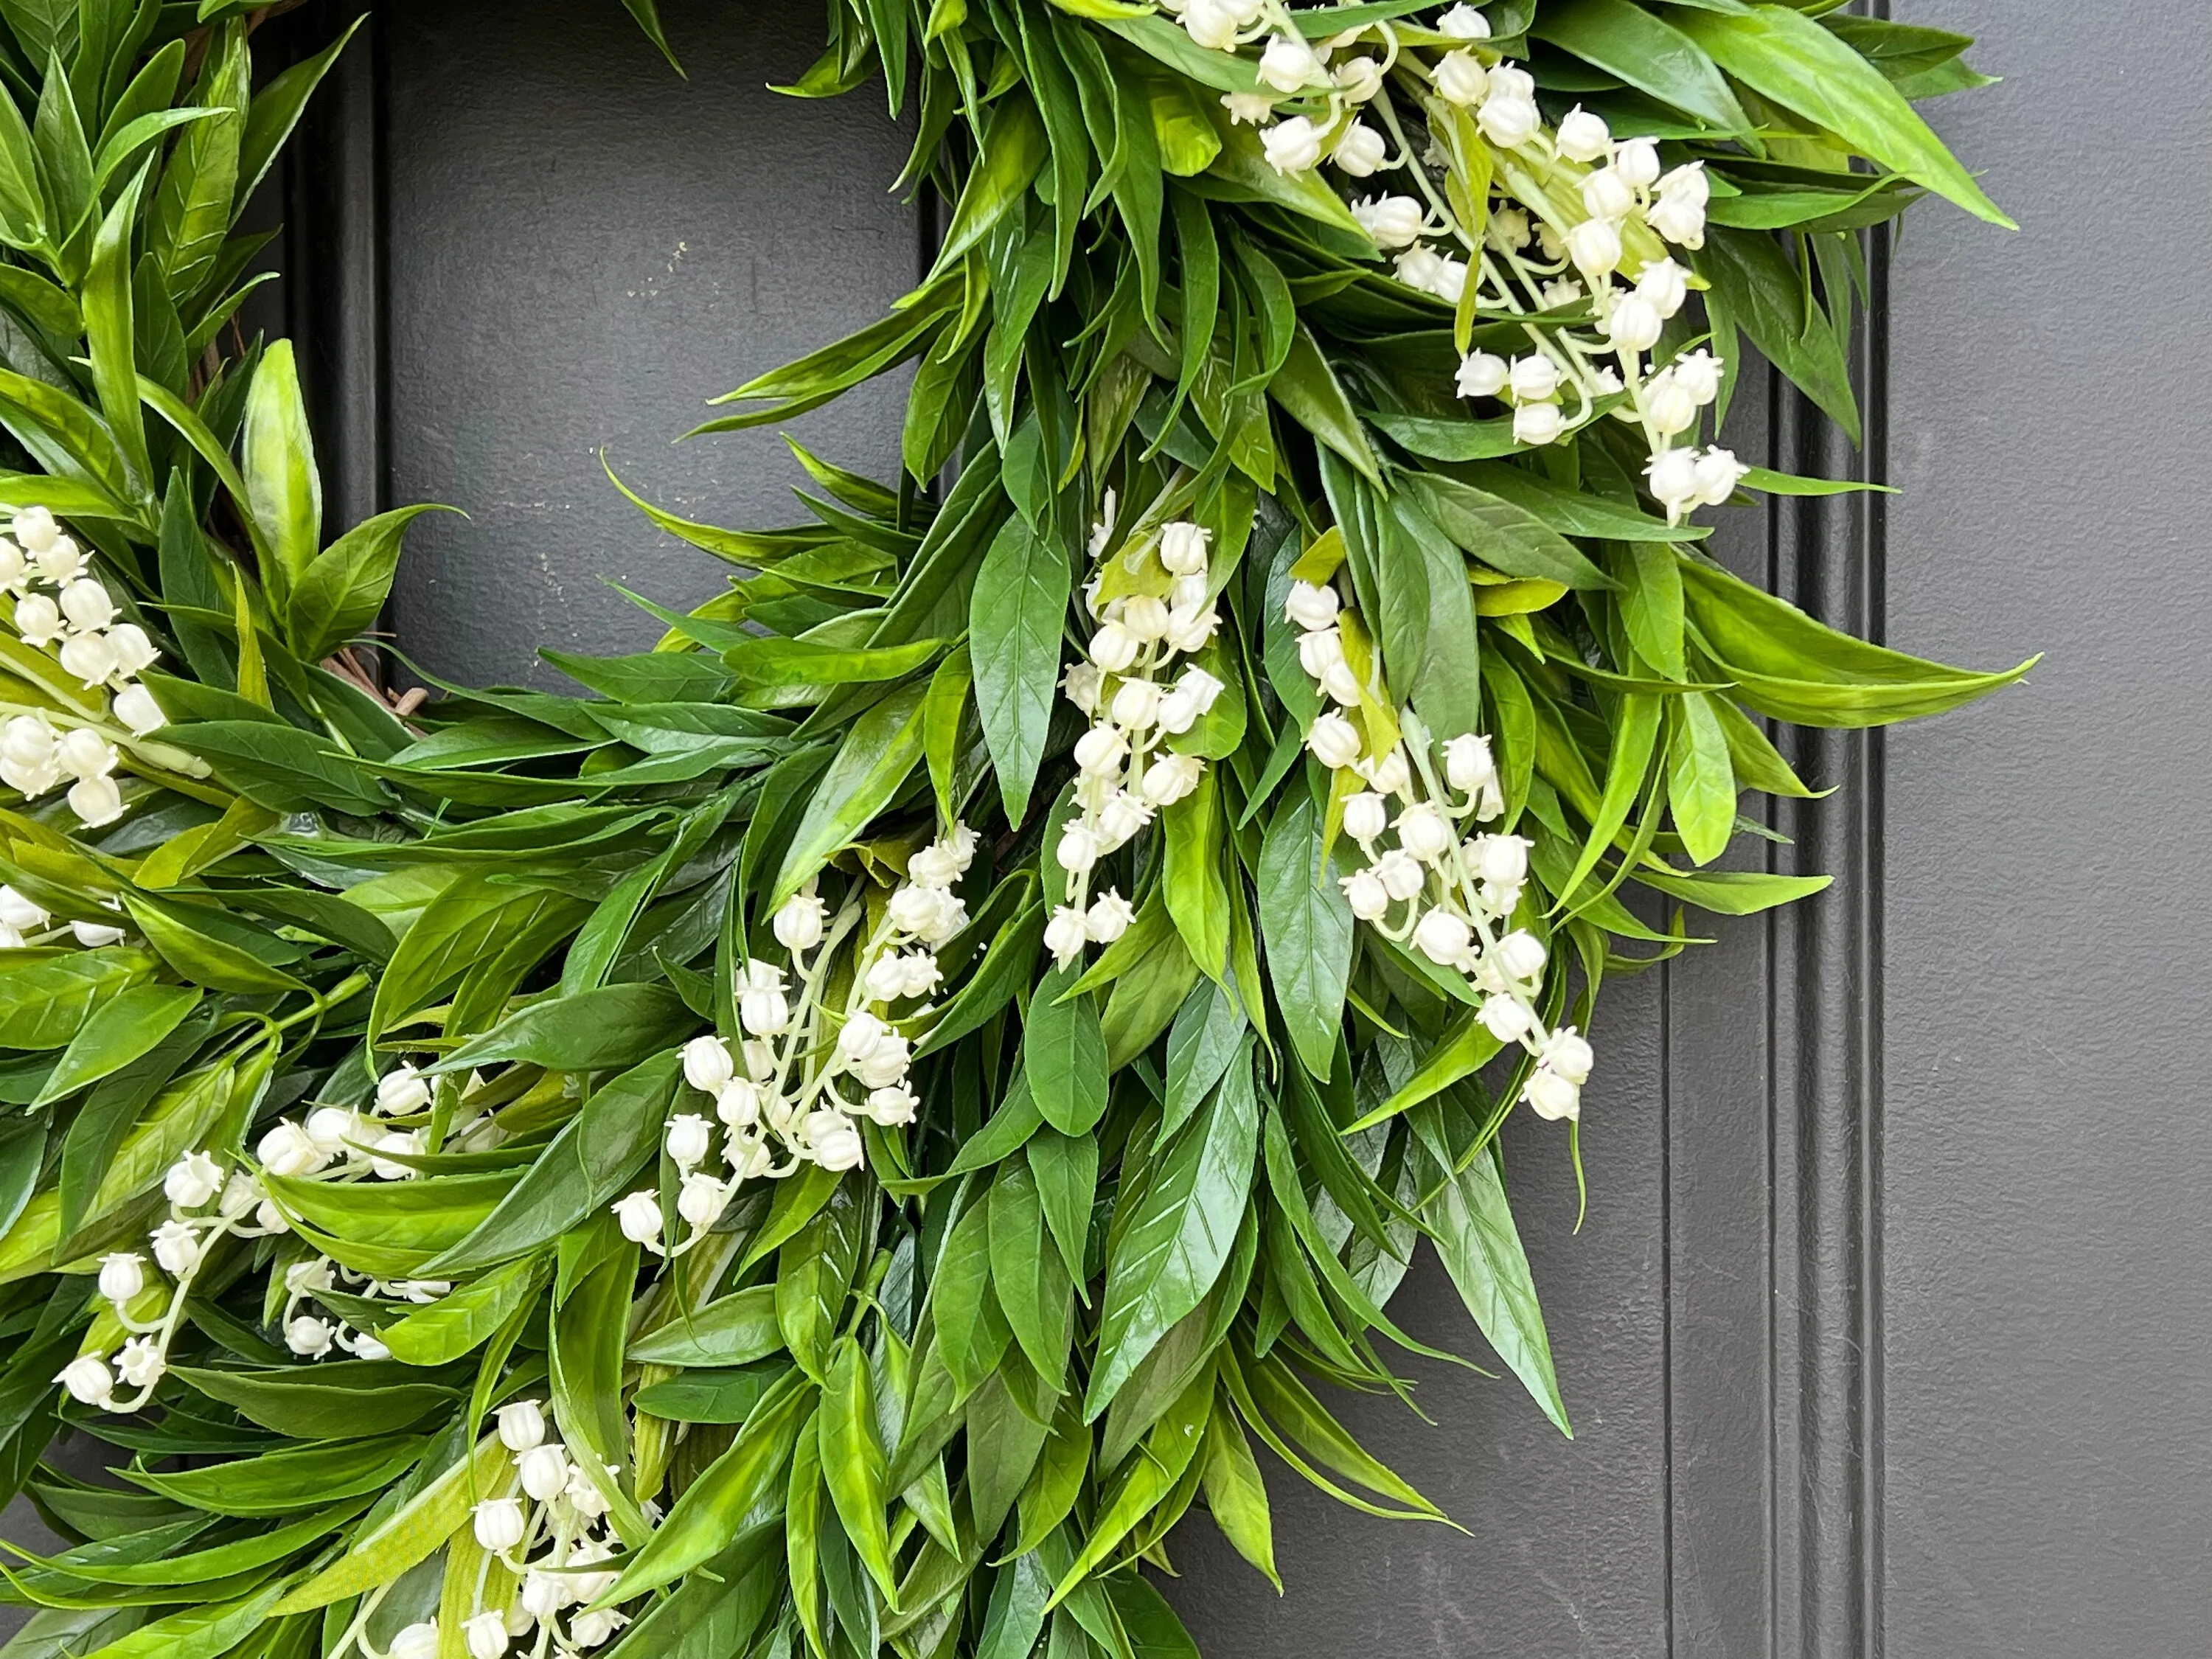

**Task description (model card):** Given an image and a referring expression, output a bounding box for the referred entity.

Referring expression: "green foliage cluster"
[0,3,2019,1658]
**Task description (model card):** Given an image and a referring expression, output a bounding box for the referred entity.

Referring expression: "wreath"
[0,3,2023,1658]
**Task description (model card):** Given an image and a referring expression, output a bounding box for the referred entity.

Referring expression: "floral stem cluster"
[1288,577,1593,1123]
[613,826,978,1252]
[0,507,167,827]
[1050,507,1225,966]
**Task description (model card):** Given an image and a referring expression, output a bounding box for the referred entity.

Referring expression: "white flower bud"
[1581,167,1635,224]
[1556,106,1612,164]
[518,1572,567,1621]
[475,1497,528,1553]
[1262,116,1324,175]
[305,1107,358,1155]
[150,1219,201,1276]
[1164,602,1222,655]
[1341,868,1391,921]
[512,1441,567,1503]
[1158,521,1211,577]
[164,1151,221,1208]
[1395,245,1444,294]
[1437,2,1490,38]
[1455,351,1509,400]
[1476,94,1540,149]
[377,1062,432,1116]
[1045,905,1089,966]
[1413,908,1474,967]
[116,1335,164,1389]
[1478,995,1534,1043]
[1062,661,1103,716]
[1433,49,1486,106]
[1181,0,1239,51]
[98,1253,145,1304]
[681,1036,734,1096]
[1140,753,1204,806]
[257,1121,326,1178]
[0,884,46,931]
[865,1085,920,1127]
[1366,748,1412,798]
[58,631,119,689]
[738,984,790,1037]
[1494,930,1548,980]
[1055,822,1101,875]
[1513,403,1565,447]
[1396,804,1456,863]
[1072,723,1128,779]
[1110,678,1161,731]
[1121,594,1171,643]
[1306,712,1363,771]
[854,1036,911,1090]
[838,1011,888,1062]
[807,1110,864,1171]
[863,953,910,1004]
[32,535,83,584]
[383,1621,439,1659]
[58,579,113,632]
[106,623,157,678]
[10,507,54,552]
[497,1398,546,1451]
[1334,55,1383,102]
[715,1077,762,1129]
[568,1610,626,1650]
[1647,373,1699,438]
[0,716,51,768]
[1672,349,1724,406]
[56,1354,114,1405]
[665,1113,712,1169]
[285,1315,335,1357]
[1488,64,1535,102]
[1427,256,1469,305]
[1343,791,1389,844]
[110,683,165,735]
[1444,734,1496,795]
[1646,447,1703,519]
[1085,890,1135,944]
[909,841,964,888]
[1333,121,1388,178]
[1647,192,1705,246]
[1606,293,1664,354]
[1284,580,1339,631]
[1352,194,1425,249]
[564,1462,611,1518]
[1257,34,1318,94]
[612,1189,663,1245]
[1636,259,1689,319]
[1658,159,1708,207]
[1486,206,1529,252]
[465,1611,510,1659]
[1566,218,1621,278]
[1298,627,1346,681]
[1524,1069,1582,1122]
[69,916,123,947]
[1373,848,1427,902]
[1472,832,1531,887]
[369,1131,423,1180]
[1543,1026,1596,1085]
[773,894,825,953]
[1613,137,1660,188]
[1508,355,1562,403]
[1693,446,1750,507]
[1089,622,1140,673]
[1096,790,1152,849]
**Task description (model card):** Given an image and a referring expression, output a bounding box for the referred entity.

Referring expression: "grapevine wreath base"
[0,4,2023,1659]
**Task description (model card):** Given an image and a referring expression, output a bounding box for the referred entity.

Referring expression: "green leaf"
[933,1194,1011,1397]
[1666,692,1736,865]
[1269,323,1380,486]
[629,1285,783,1368]
[285,504,453,661]
[129,1434,428,1518]
[937,91,1048,268]
[1532,0,1750,132]
[379,1253,547,1367]
[1024,964,1109,1137]
[1027,1124,1099,1291]
[1672,4,2012,227]
[970,515,1068,823]
[0,949,153,1050]
[991,1153,1072,1379]
[1399,473,1613,589]
[1257,787,1350,1082]
[819,1336,896,1600]
[1088,1060,1258,1418]
[427,984,698,1076]
[771,682,926,907]
[268,1433,504,1613]
[170,1362,459,1441]
[1426,1144,1571,1436]
[82,168,149,492]
[32,983,198,1107]
[240,339,320,599]
[1197,1391,1279,1589]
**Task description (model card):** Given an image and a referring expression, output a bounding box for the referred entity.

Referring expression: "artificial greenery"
[0,3,2024,1658]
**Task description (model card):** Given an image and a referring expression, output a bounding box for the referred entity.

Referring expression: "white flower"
[1658,159,1708,208]
[97,1252,145,1304]
[665,1113,712,1169]
[908,841,964,888]
[0,540,21,591]
[1341,868,1391,921]
[675,1169,726,1228]
[1371,848,1425,902]
[838,1012,888,1062]
[116,1335,164,1390]
[285,1315,335,1357]
[772,893,826,953]
[0,717,50,769]
[107,623,157,678]
[1557,105,1611,163]
[1613,137,1661,189]
[66,773,122,826]
[1581,167,1635,223]
[1395,245,1444,294]
[1566,218,1621,278]
[564,1463,611,1518]
[377,1062,431,1116]
[369,1131,423,1180]
[465,1610,510,1659]
[473,1497,527,1552]
[891,883,964,943]
[1086,890,1135,943]
[1427,256,1468,304]
[1513,403,1565,447]
[1542,1025,1596,1085]
[1478,995,1534,1043]
[1166,664,1223,719]
[1494,930,1548,980]
[807,1110,864,1171]
[1646,447,1702,521]
[1652,187,1708,243]
[1363,746,1411,795]
[612,1189,663,1245]
[10,508,54,552]
[1096,790,1152,848]
[854,1036,911,1091]
[715,1077,763,1129]
[1306,712,1362,771]
[58,630,119,689]
[1062,661,1102,716]
[0,884,44,931]
[682,1035,734,1096]
[10,597,58,650]
[1333,55,1382,102]
[1262,119,1322,175]
[1472,832,1531,887]
[1396,804,1457,863]
[512,1440,568,1502]
[1284,580,1340,631]
[32,535,84,584]
[1444,734,1496,794]
[518,1571,567,1621]
[1220,91,1277,126]
[1507,355,1562,403]
[1413,908,1474,967]
[1693,446,1749,507]
[1672,349,1724,406]
[1524,1069,1582,1121]
[1433,49,1486,106]
[1606,293,1664,354]
[1351,195,1425,248]
[864,1085,920,1127]
[57,579,114,632]
[1298,627,1346,681]
[72,917,125,947]
[305,1106,359,1155]
[738,981,790,1037]
[1647,372,1698,437]
[257,1121,325,1178]
[1045,905,1088,966]
[1455,350,1509,400]
[1333,121,1388,178]
[1089,621,1139,672]
[863,953,911,1003]
[1181,0,1239,50]
[1437,3,1490,38]
[1476,94,1540,149]
[165,1151,221,1209]
[1257,34,1318,94]
[1110,678,1161,731]
[497,1398,546,1451]
[1539,279,1585,311]
[1636,258,1689,319]
[110,682,165,735]
[56,1354,114,1405]
[1343,791,1389,844]
[1139,753,1204,805]
[1055,822,1102,876]
[1072,724,1128,779]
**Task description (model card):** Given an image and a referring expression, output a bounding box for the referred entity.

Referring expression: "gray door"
[248,1,2206,1655]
